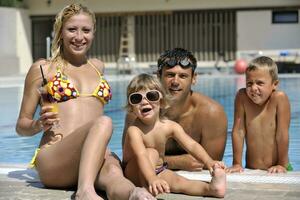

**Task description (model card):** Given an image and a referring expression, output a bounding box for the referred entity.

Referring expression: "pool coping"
[1,164,300,199]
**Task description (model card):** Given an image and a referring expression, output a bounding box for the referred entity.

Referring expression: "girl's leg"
[124,148,159,187]
[159,170,209,195]
[36,116,112,199]
[160,165,226,197]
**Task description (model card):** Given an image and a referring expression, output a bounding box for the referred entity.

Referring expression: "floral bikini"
[29,61,112,168]
[46,60,112,104]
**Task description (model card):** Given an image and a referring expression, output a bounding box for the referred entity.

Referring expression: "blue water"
[0,74,299,171]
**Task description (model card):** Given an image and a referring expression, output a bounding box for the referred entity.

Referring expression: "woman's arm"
[16,61,45,136]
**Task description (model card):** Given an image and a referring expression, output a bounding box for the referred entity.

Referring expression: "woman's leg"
[36,116,112,199]
[124,148,159,187]
[76,116,112,199]
[95,152,155,200]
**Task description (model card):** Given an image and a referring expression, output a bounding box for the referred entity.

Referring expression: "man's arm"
[200,103,227,161]
[164,154,204,171]
[164,98,227,171]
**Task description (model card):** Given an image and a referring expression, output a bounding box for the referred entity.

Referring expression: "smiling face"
[159,65,196,103]
[130,89,162,122]
[245,67,278,105]
[61,13,94,58]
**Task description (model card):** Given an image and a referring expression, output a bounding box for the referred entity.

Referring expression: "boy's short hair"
[157,48,197,75]
[125,73,171,116]
[246,56,278,82]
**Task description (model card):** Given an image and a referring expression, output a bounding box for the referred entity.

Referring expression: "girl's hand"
[148,177,170,196]
[225,164,244,173]
[39,105,59,131]
[207,160,226,174]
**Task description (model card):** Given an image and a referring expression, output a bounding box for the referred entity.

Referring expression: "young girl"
[122,73,226,197]
[16,4,153,200]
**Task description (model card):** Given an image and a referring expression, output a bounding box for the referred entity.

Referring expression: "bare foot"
[75,187,104,200]
[209,164,226,198]
[129,187,156,200]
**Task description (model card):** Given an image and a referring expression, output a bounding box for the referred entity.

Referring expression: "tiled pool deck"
[0,164,299,200]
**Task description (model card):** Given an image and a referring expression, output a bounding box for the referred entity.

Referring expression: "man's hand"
[225,164,244,173]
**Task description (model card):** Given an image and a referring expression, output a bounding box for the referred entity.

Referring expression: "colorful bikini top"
[46,61,112,104]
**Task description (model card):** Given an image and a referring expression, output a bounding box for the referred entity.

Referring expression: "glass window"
[272,10,298,24]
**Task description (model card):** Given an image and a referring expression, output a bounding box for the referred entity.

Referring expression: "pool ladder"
[117,16,136,74]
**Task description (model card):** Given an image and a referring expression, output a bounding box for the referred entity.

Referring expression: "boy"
[122,73,226,197]
[226,56,291,173]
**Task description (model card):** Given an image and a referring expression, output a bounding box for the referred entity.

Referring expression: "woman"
[16,3,154,200]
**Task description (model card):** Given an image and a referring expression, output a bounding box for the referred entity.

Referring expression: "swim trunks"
[155,162,168,175]
[286,163,293,171]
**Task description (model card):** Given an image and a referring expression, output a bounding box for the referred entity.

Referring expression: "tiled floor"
[0,165,299,200]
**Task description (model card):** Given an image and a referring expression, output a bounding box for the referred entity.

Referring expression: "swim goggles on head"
[158,57,196,71]
[129,90,162,105]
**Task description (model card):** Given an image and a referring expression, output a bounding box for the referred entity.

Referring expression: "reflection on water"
[0,75,299,171]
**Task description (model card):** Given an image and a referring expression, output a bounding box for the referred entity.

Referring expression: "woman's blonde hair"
[50,3,96,64]
[125,73,172,117]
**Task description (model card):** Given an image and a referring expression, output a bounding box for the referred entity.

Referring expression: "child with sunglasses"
[122,73,226,198]
[123,48,227,172]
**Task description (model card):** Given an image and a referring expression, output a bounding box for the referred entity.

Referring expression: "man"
[123,47,227,171]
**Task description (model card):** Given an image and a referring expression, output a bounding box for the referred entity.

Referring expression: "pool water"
[0,74,299,170]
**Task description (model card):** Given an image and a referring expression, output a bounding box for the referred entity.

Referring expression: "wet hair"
[157,47,197,75]
[51,3,96,64]
[125,73,171,117]
[246,56,278,82]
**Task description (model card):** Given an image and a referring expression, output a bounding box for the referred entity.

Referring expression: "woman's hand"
[148,177,170,196]
[39,104,59,131]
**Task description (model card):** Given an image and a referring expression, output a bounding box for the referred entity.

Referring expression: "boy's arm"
[227,90,246,173]
[268,92,290,173]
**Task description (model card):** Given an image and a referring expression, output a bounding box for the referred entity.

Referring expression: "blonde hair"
[125,73,171,117]
[51,3,96,65]
[246,56,278,82]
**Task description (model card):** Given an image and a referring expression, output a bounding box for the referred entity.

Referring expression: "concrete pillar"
[0,7,32,76]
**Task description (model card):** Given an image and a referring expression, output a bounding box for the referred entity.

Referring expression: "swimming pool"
[0,74,299,171]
